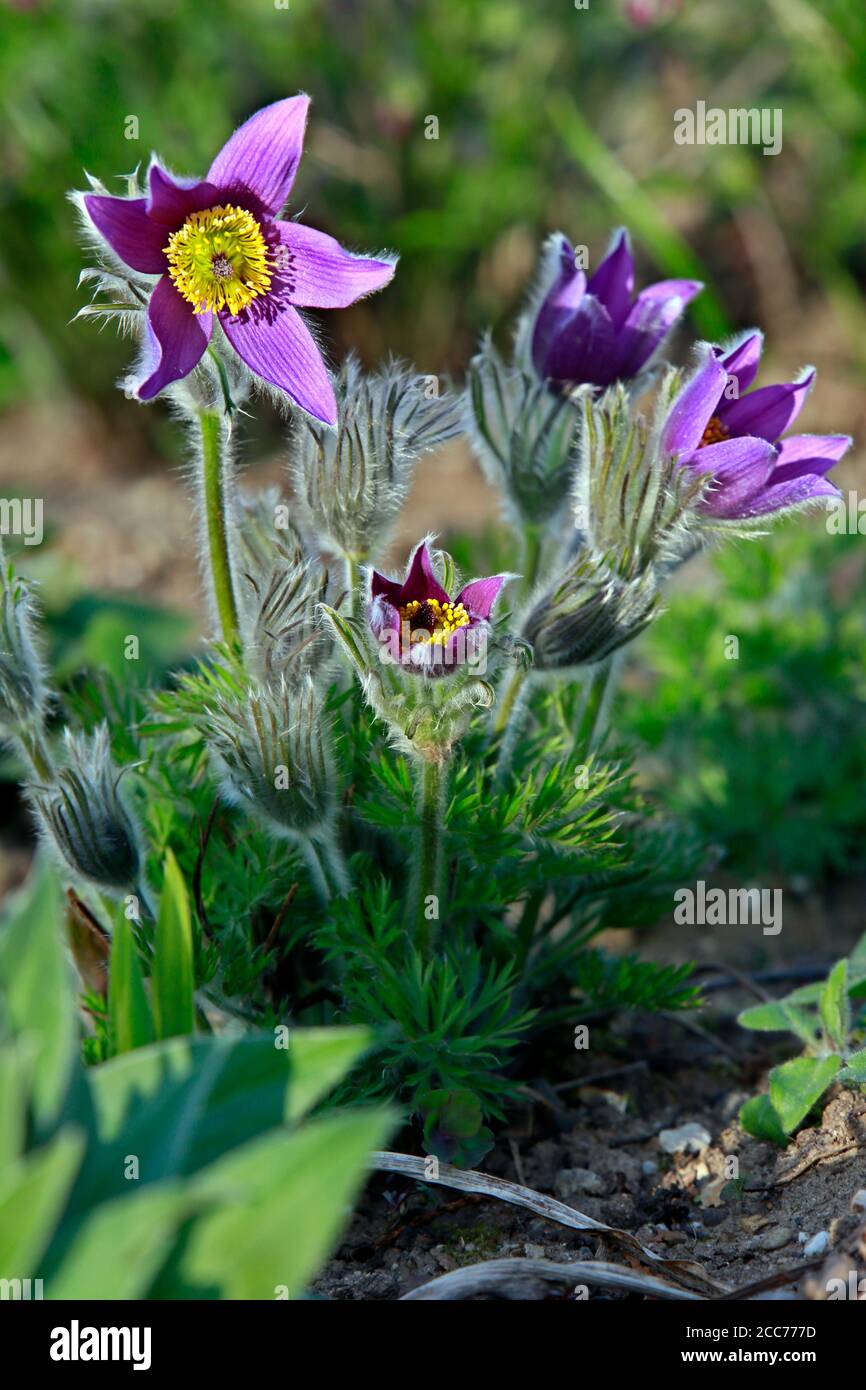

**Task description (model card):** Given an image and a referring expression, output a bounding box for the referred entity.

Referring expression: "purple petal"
[531,236,587,375]
[370,571,404,606]
[587,229,634,331]
[136,277,212,401]
[219,302,336,424]
[717,331,763,396]
[83,195,167,274]
[772,434,851,483]
[662,349,727,455]
[537,295,618,386]
[718,370,815,443]
[615,278,703,379]
[687,436,777,516]
[731,473,841,520]
[368,593,400,641]
[399,542,451,606]
[208,95,310,217]
[275,222,395,308]
[456,575,508,621]
[146,164,221,227]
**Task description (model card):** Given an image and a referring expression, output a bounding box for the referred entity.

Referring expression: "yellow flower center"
[698,415,730,448]
[399,597,471,646]
[164,204,273,315]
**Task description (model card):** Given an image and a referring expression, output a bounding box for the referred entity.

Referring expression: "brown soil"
[315,1007,866,1301]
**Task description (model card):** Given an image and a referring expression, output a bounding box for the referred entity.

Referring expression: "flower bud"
[206,676,337,839]
[32,725,143,893]
[522,549,658,672]
[465,334,582,525]
[0,557,48,729]
[290,356,461,561]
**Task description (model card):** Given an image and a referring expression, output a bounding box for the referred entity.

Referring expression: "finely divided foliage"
[0,97,851,1196]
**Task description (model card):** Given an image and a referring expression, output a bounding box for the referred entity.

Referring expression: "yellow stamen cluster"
[698,414,730,449]
[164,204,273,315]
[399,597,470,646]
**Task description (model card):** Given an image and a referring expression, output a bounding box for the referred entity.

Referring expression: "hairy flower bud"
[465,334,582,525]
[32,725,143,893]
[522,549,658,671]
[206,676,337,839]
[289,356,461,561]
[0,557,47,728]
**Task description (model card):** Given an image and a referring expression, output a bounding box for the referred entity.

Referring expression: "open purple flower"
[531,229,701,390]
[81,95,396,424]
[369,541,508,677]
[662,334,849,519]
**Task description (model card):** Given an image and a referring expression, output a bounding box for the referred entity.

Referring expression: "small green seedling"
[738,933,866,1145]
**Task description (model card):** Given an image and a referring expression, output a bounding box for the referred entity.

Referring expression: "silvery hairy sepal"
[0,557,47,728]
[572,377,706,573]
[521,380,707,672]
[521,548,658,672]
[31,725,143,893]
[205,675,338,839]
[234,490,341,686]
[465,333,584,527]
[289,356,462,563]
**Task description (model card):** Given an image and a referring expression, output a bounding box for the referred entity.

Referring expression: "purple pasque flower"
[81,95,396,424]
[369,541,508,677]
[531,229,701,390]
[662,333,849,519]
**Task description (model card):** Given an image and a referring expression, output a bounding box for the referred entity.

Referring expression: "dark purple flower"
[662,334,849,519]
[81,96,396,424]
[531,229,701,390]
[369,541,508,677]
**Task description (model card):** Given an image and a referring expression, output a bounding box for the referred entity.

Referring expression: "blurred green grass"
[2,0,866,419]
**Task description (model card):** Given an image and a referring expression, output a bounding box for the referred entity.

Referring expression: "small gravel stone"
[803,1231,829,1257]
[658,1123,712,1155]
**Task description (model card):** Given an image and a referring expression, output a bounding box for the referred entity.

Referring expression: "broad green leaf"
[152,850,194,1041]
[285,1027,371,1122]
[839,1048,866,1084]
[737,1000,816,1044]
[0,1130,84,1279]
[48,1184,190,1300]
[70,1036,290,1213]
[0,860,76,1128]
[184,1107,393,1299]
[0,1040,33,1172]
[768,1055,840,1135]
[108,913,153,1056]
[819,959,849,1051]
[739,1094,788,1147]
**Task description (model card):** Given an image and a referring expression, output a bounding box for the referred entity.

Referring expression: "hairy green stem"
[199,409,240,647]
[575,653,623,752]
[494,668,532,783]
[411,757,447,954]
[301,837,332,904]
[344,553,362,621]
[521,523,543,595]
[16,724,55,783]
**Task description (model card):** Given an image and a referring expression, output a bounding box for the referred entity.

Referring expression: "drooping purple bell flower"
[79,96,396,424]
[369,541,508,677]
[530,229,702,391]
[662,333,849,519]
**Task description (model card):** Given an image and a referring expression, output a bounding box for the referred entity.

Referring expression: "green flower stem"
[493,667,532,783]
[199,409,240,647]
[411,756,448,954]
[575,653,623,752]
[17,724,55,783]
[522,523,543,594]
[344,554,362,621]
[301,838,331,903]
[301,832,351,903]
[494,666,528,736]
